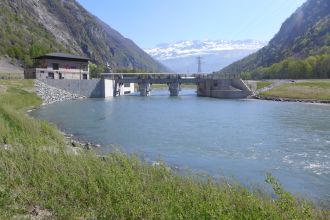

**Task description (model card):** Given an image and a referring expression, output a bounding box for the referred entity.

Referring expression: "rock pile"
[34,80,85,106]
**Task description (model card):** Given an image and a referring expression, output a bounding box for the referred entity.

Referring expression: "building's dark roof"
[32,53,89,61]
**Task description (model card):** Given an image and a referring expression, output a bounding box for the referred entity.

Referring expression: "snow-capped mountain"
[144,39,268,73]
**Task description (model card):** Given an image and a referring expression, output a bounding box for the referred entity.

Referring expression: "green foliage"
[265,172,312,218]
[236,52,330,80]
[6,47,15,58]
[12,46,23,59]
[240,72,251,80]
[23,55,33,68]
[89,64,104,78]
[6,25,12,34]
[218,1,330,78]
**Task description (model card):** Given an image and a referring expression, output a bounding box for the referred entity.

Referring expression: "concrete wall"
[39,79,102,98]
[102,79,114,97]
[212,90,252,99]
[197,79,252,99]
[231,79,251,91]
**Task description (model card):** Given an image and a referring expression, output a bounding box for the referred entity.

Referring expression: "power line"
[242,0,302,39]
[226,0,262,39]
[231,0,277,40]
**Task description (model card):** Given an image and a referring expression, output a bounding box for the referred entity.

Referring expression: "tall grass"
[0,80,329,218]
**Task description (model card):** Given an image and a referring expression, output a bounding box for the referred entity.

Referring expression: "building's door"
[48,72,54,79]
[33,72,36,79]
[83,74,87,79]
[59,73,62,79]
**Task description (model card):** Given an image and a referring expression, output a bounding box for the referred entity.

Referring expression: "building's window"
[82,65,88,71]
[48,72,54,79]
[40,71,44,73]
[53,63,59,70]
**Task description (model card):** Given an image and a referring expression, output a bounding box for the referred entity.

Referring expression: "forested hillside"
[0,0,171,72]
[217,0,330,79]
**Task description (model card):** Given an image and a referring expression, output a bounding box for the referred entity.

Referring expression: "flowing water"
[30,90,330,198]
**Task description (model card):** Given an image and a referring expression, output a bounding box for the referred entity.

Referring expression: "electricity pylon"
[196,56,205,73]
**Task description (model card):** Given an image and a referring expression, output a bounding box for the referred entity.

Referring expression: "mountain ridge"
[218,0,330,77]
[0,0,171,73]
[144,39,267,73]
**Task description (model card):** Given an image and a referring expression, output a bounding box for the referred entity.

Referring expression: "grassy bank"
[0,73,24,78]
[259,82,330,100]
[257,82,274,90]
[0,80,329,218]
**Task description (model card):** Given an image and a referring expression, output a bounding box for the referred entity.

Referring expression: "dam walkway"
[102,73,208,96]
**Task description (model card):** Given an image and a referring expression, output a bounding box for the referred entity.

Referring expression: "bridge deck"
[115,78,201,84]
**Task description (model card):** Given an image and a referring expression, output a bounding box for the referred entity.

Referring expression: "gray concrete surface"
[39,79,102,98]
[197,79,252,99]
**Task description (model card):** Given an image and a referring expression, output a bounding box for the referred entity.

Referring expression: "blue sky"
[76,0,307,49]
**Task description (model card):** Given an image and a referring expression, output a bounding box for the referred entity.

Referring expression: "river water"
[30,89,330,198]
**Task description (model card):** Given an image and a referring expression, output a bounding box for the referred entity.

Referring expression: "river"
[30,89,330,198]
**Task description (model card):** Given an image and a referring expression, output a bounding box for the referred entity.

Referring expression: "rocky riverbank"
[34,79,85,107]
[25,80,102,151]
[251,95,330,104]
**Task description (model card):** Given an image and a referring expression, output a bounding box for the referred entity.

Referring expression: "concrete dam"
[38,73,252,99]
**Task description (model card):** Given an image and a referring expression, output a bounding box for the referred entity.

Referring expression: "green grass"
[0,80,329,218]
[0,73,24,78]
[257,82,274,90]
[259,82,330,100]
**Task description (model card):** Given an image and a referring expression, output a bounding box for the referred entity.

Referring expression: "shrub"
[6,48,14,58]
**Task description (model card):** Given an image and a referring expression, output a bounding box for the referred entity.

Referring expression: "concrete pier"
[139,82,151,96]
[169,83,181,96]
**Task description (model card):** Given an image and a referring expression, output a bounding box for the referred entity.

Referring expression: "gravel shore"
[34,79,85,106]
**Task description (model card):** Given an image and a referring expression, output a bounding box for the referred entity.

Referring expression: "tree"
[6,47,14,58]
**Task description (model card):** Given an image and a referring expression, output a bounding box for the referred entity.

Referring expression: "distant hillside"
[144,40,267,73]
[0,0,171,72]
[218,0,330,78]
